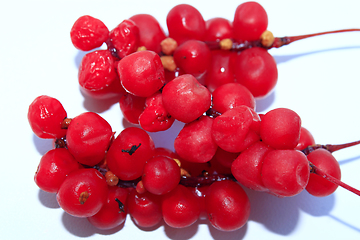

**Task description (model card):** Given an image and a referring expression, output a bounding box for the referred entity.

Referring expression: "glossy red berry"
[162,184,201,228]
[162,74,211,123]
[56,168,108,218]
[66,112,113,166]
[166,4,206,45]
[174,116,218,163]
[261,150,310,197]
[118,93,146,124]
[70,15,109,51]
[142,155,181,195]
[129,14,166,54]
[205,180,250,231]
[34,148,82,193]
[295,127,316,151]
[106,127,155,181]
[117,50,165,97]
[127,189,162,228]
[212,82,256,113]
[78,50,120,98]
[260,108,302,149]
[306,149,341,197]
[28,95,67,139]
[204,17,233,41]
[108,19,140,59]
[87,186,129,229]
[233,1,268,42]
[173,40,211,82]
[138,92,175,132]
[233,47,278,98]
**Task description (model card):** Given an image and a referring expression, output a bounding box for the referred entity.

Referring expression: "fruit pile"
[28,1,360,233]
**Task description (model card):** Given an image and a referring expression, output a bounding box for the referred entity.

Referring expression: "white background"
[1,0,360,239]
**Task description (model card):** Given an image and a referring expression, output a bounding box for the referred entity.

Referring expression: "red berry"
[108,19,139,59]
[233,47,278,98]
[295,127,316,151]
[261,150,310,197]
[212,82,256,113]
[56,168,108,218]
[231,141,272,191]
[70,15,109,51]
[233,2,268,42]
[129,14,166,54]
[142,155,181,195]
[173,40,211,82]
[260,108,302,149]
[66,112,113,166]
[162,184,200,228]
[204,17,233,41]
[138,92,175,132]
[34,148,82,193]
[87,186,129,229]
[106,127,155,180]
[78,50,120,98]
[174,116,218,163]
[166,4,206,45]
[162,74,211,123]
[205,180,250,231]
[306,149,341,197]
[117,50,165,97]
[28,95,67,139]
[118,93,146,124]
[211,106,254,153]
[127,189,162,228]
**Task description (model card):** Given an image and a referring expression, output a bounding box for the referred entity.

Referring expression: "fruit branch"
[309,161,360,196]
[301,139,360,155]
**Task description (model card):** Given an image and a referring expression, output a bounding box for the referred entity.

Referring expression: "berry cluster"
[28,1,360,234]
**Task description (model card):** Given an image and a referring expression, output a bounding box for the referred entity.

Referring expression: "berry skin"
[205,180,250,231]
[174,116,218,163]
[87,186,129,230]
[70,15,109,51]
[118,93,146,124]
[204,17,233,42]
[108,19,140,59]
[231,141,272,191]
[78,50,120,98]
[66,112,113,166]
[233,1,268,42]
[211,106,255,153]
[233,47,278,98]
[34,148,82,193]
[295,127,316,151]
[162,74,211,123]
[28,95,67,139]
[211,82,256,113]
[56,168,108,218]
[261,150,310,197]
[173,40,211,82]
[129,14,166,54]
[260,108,302,149]
[142,155,181,195]
[106,127,155,181]
[117,50,165,97]
[162,184,201,228]
[127,189,162,228]
[138,92,174,132]
[166,4,206,45]
[306,149,341,197]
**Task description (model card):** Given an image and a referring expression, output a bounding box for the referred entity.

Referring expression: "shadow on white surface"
[32,134,53,155]
[38,189,59,209]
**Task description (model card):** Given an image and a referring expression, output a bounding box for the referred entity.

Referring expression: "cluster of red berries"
[28,1,360,233]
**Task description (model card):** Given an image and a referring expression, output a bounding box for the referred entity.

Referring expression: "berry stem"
[301,139,360,155]
[270,28,360,48]
[309,161,360,196]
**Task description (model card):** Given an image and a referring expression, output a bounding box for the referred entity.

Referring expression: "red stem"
[301,139,360,155]
[310,161,360,196]
[271,28,360,48]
